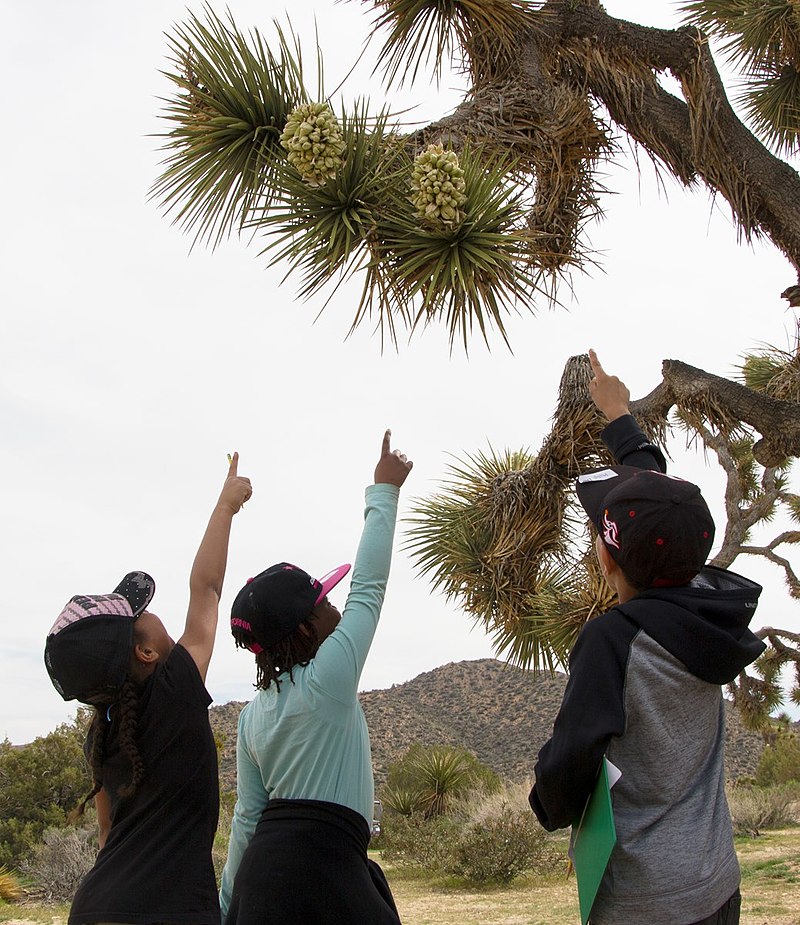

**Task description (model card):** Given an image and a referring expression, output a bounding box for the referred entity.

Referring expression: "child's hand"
[219,452,253,513]
[588,349,631,422]
[374,429,413,488]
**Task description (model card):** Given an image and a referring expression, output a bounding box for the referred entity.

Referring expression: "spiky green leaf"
[152,6,307,247]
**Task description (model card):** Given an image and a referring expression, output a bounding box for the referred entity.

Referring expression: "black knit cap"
[44,572,156,705]
[231,561,351,653]
[576,466,715,589]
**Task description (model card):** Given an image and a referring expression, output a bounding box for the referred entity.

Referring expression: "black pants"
[687,889,741,925]
[225,799,401,925]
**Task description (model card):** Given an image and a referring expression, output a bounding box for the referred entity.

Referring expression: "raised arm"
[178,453,252,680]
[310,430,412,699]
[589,348,666,473]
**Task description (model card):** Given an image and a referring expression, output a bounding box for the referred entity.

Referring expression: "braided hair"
[236,619,320,691]
[70,707,109,821]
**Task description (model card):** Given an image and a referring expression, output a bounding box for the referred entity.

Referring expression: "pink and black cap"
[576,466,715,590]
[44,572,156,705]
[230,561,351,653]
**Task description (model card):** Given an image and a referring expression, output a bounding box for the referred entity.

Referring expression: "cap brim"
[113,572,156,616]
[575,465,642,523]
[315,563,351,605]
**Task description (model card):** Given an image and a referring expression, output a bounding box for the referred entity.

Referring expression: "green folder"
[571,758,617,925]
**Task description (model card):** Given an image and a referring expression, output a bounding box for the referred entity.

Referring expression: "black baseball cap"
[576,466,715,589]
[44,572,156,705]
[230,561,351,653]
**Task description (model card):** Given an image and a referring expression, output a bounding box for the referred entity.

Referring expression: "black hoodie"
[529,416,765,925]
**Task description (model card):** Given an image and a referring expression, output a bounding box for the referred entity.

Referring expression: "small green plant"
[381,784,423,817]
[383,744,500,818]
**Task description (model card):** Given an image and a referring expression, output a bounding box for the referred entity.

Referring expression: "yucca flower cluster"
[410,143,467,226]
[280,102,346,186]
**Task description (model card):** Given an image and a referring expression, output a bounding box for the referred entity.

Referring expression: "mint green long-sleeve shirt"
[219,483,399,917]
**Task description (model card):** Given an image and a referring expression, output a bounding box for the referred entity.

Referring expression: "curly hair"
[236,620,321,691]
[71,676,146,818]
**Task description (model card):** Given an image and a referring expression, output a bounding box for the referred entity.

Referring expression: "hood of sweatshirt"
[614,565,765,684]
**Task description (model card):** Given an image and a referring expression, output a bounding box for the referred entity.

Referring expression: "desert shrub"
[21,825,96,902]
[381,778,563,885]
[0,714,91,868]
[447,807,562,884]
[455,778,534,823]
[0,865,24,903]
[755,733,800,787]
[380,813,460,871]
[727,782,798,837]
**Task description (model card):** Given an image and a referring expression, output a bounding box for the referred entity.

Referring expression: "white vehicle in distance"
[372,799,383,836]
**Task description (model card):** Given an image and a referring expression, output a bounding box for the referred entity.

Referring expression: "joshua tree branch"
[538,0,800,278]
[738,545,800,597]
[631,360,800,467]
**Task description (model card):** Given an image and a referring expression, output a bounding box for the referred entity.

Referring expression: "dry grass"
[388,865,580,925]
[385,828,800,925]
[1,829,798,925]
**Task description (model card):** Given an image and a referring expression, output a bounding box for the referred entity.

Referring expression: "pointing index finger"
[588,348,605,378]
[381,428,392,456]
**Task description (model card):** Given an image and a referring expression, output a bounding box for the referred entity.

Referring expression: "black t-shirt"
[69,644,220,925]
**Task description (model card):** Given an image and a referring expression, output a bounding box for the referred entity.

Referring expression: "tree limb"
[542,0,800,277]
[631,360,800,467]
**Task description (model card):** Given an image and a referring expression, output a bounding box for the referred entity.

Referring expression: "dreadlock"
[239,619,320,691]
[70,675,146,819]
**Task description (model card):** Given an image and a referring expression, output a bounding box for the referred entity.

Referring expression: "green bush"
[0,714,91,869]
[755,732,800,787]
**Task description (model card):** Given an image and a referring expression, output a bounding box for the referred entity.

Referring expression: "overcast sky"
[3,0,799,745]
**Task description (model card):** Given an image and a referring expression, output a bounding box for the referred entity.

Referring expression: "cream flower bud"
[280,102,345,186]
[409,143,467,227]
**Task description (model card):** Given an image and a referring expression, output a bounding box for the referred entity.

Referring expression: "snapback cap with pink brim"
[315,564,352,605]
[230,561,352,653]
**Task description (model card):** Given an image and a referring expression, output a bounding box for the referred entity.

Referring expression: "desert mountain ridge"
[209,658,766,795]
